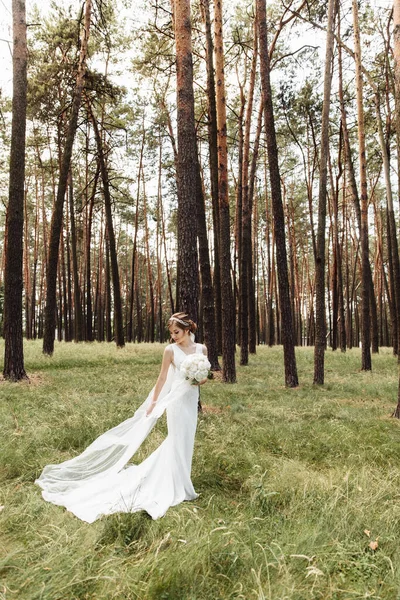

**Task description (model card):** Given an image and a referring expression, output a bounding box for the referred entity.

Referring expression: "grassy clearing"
[1,341,400,599]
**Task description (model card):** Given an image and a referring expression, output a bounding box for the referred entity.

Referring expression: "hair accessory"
[169,317,190,327]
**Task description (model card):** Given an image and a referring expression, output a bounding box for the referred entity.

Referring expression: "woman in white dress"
[35,313,209,523]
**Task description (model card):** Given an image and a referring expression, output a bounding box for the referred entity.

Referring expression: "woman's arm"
[146,346,173,416]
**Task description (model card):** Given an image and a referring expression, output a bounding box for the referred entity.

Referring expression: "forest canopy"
[0,0,397,385]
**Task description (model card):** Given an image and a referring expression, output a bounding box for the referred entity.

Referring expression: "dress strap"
[173,344,179,365]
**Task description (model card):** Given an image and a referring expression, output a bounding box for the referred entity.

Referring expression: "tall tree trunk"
[386,208,398,351]
[264,152,275,347]
[57,255,63,341]
[156,142,164,343]
[235,84,245,349]
[127,127,145,342]
[135,260,143,342]
[196,157,220,369]
[91,112,125,348]
[393,0,400,202]
[141,170,155,344]
[95,215,105,342]
[105,232,112,343]
[30,197,39,340]
[160,180,175,316]
[174,0,200,322]
[24,186,31,339]
[374,91,400,357]
[329,141,342,352]
[240,19,258,365]
[338,222,346,352]
[335,20,347,353]
[43,0,92,355]
[85,165,99,342]
[353,0,371,371]
[313,0,335,384]
[61,229,69,341]
[257,0,298,387]
[214,0,236,382]
[68,171,83,342]
[200,0,222,354]
[156,110,177,318]
[3,0,28,380]
[66,221,73,341]
[248,101,263,353]
[286,189,301,345]
[337,28,378,354]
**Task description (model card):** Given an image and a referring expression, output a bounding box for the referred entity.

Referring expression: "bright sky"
[0,0,12,95]
[0,0,393,101]
[0,0,156,98]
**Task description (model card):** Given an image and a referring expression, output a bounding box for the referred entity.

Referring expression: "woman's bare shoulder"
[160,345,174,368]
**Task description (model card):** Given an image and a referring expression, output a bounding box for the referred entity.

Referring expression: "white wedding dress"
[35,343,203,523]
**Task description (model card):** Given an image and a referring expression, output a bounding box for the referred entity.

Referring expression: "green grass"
[1,341,400,599]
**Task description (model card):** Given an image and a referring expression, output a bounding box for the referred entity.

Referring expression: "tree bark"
[174,0,200,322]
[105,232,112,343]
[3,0,28,380]
[91,112,125,348]
[160,174,175,317]
[68,171,84,342]
[214,0,236,382]
[235,84,245,349]
[61,229,69,341]
[156,142,164,343]
[240,19,258,365]
[127,127,145,342]
[200,0,222,354]
[257,0,298,387]
[43,0,92,355]
[393,0,400,208]
[374,91,400,357]
[248,101,263,353]
[30,198,39,340]
[85,165,99,342]
[337,29,378,354]
[353,0,371,371]
[313,0,335,384]
[141,169,155,343]
[95,215,105,342]
[23,186,31,339]
[196,157,220,370]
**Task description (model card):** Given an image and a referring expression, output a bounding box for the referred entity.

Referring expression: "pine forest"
[0,0,397,386]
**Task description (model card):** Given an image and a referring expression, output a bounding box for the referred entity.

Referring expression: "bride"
[35,313,209,523]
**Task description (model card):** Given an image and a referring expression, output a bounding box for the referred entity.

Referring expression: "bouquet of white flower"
[180,353,211,385]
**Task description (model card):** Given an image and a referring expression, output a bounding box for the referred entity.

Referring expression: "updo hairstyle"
[167,312,197,334]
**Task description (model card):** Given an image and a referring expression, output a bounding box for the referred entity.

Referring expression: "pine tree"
[3,0,28,381]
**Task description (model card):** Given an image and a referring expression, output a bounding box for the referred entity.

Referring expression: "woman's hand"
[196,378,208,386]
[146,400,157,416]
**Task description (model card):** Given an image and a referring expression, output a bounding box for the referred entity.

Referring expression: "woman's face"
[169,326,188,344]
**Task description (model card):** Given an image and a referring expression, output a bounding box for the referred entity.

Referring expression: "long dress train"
[35,343,202,522]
